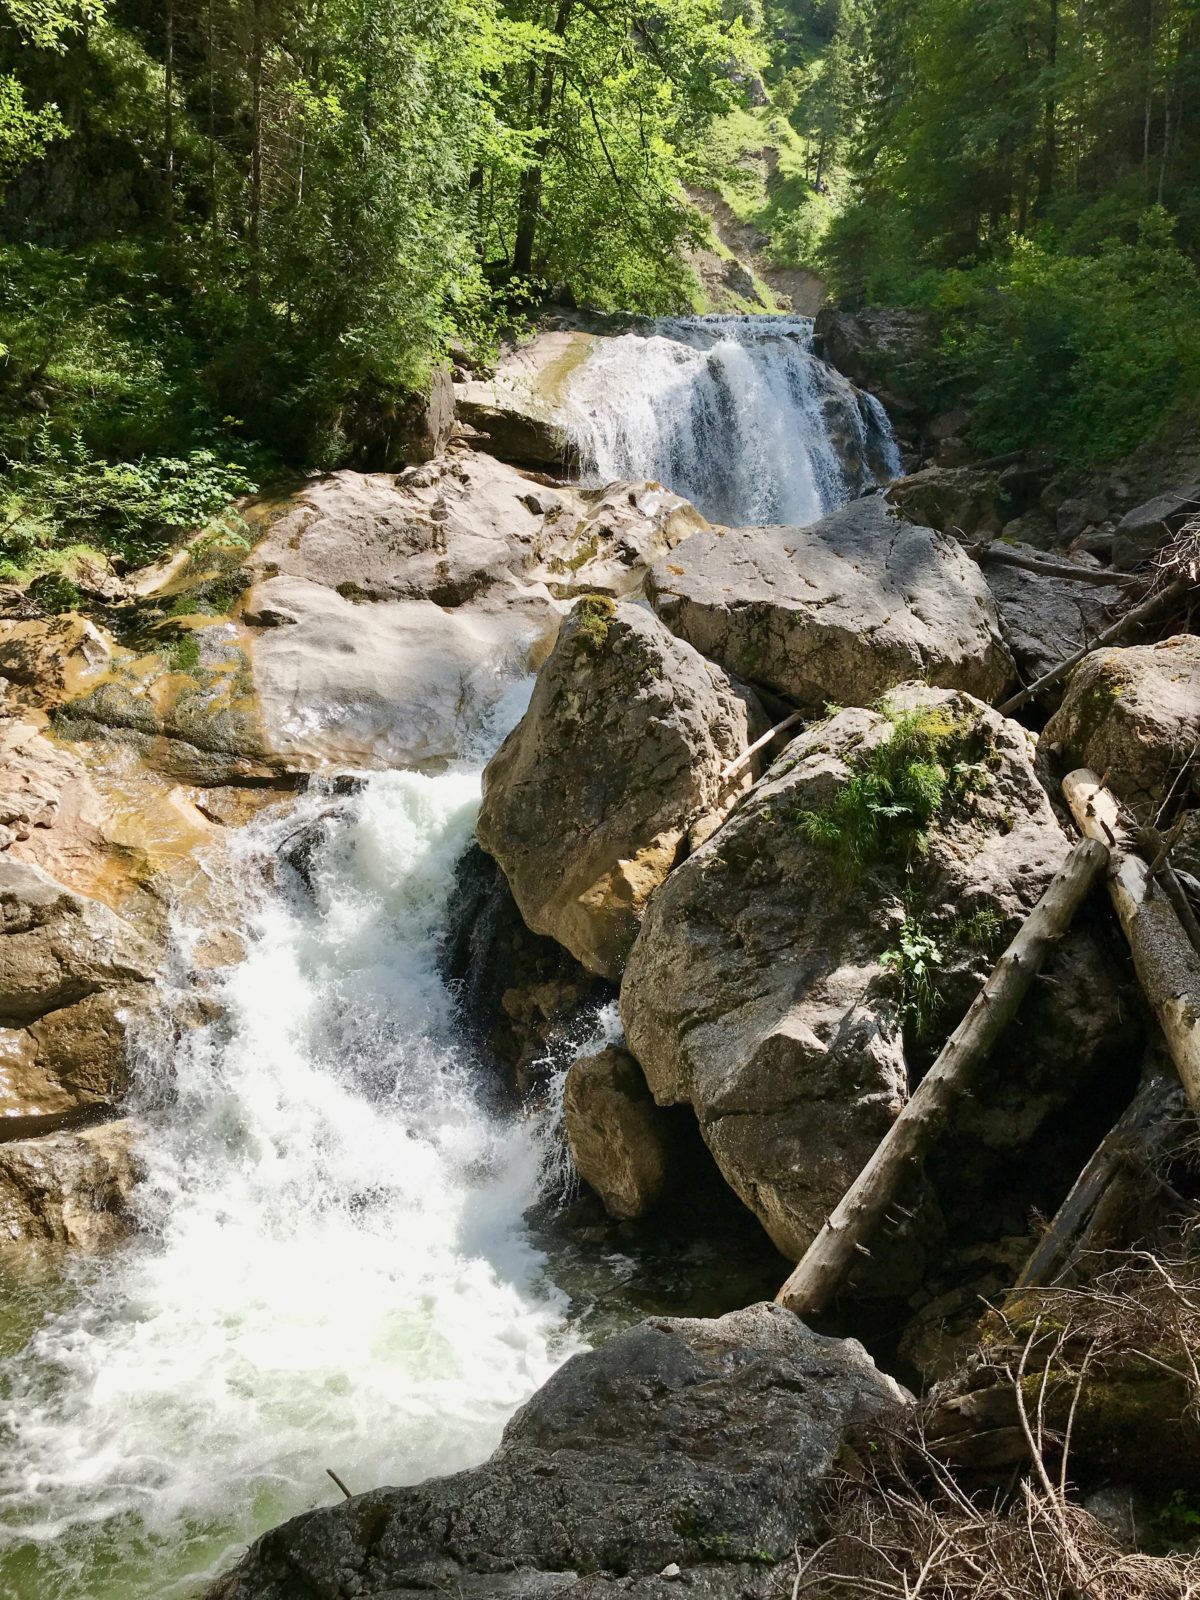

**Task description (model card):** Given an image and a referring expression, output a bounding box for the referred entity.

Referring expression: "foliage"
[794,703,991,880]
[815,0,1200,465]
[881,913,945,1040]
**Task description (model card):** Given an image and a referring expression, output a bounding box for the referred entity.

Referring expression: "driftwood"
[720,709,804,782]
[1064,769,1200,1114]
[996,575,1186,716]
[1013,1063,1187,1293]
[970,542,1132,588]
[776,837,1109,1318]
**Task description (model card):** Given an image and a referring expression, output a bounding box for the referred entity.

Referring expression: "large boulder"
[210,1302,908,1600]
[0,1119,141,1252]
[646,498,1014,713]
[1040,635,1200,819]
[887,465,1010,541]
[620,686,1128,1267]
[56,454,707,778]
[1111,483,1200,570]
[0,857,158,1134]
[476,599,761,980]
[563,1046,680,1219]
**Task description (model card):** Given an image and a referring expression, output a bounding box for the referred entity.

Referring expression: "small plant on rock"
[794,702,992,880]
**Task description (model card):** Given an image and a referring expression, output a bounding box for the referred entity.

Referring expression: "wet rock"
[563,1047,679,1219]
[1040,635,1200,820]
[1112,483,1200,570]
[620,686,1124,1268]
[0,857,158,1131]
[646,498,1013,714]
[477,599,761,980]
[981,544,1113,688]
[210,1303,908,1600]
[0,612,112,712]
[0,1119,141,1252]
[813,306,936,417]
[440,844,608,1096]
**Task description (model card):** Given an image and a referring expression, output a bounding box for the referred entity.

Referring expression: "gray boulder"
[477,599,760,980]
[620,686,1121,1265]
[563,1047,679,1219]
[1111,484,1200,569]
[887,465,1009,541]
[1040,635,1200,819]
[210,1303,908,1600]
[646,498,1014,713]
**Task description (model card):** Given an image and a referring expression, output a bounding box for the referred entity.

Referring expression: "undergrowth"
[794,703,993,881]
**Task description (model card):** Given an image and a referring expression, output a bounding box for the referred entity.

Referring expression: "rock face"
[477,599,760,980]
[0,857,158,1134]
[563,1047,679,1219]
[440,844,610,1097]
[210,1303,908,1600]
[646,498,1014,713]
[620,686,1119,1265]
[813,306,936,418]
[0,1119,141,1251]
[1041,635,1200,818]
[1111,483,1200,569]
[243,456,708,772]
[454,329,596,468]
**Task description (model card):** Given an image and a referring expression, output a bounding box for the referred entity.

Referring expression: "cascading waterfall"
[0,687,581,1600]
[558,314,901,526]
[0,315,898,1600]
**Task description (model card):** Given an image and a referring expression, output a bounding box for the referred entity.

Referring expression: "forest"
[1,0,1199,578]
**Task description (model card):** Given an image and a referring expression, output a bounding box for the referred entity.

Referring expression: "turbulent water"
[559,314,901,526]
[0,315,890,1600]
[0,688,585,1600]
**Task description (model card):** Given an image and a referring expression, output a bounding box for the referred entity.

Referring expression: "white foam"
[0,735,577,1597]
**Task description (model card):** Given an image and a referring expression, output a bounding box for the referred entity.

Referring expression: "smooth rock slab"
[210,1303,907,1600]
[646,497,1014,713]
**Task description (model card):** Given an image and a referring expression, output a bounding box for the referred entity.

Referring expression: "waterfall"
[0,686,581,1600]
[558,314,901,527]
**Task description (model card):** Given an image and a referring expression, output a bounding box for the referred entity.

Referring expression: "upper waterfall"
[557,314,901,528]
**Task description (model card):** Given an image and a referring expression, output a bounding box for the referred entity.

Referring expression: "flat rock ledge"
[210,1303,907,1600]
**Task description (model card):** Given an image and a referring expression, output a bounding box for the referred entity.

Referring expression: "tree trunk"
[1063,769,1200,1113]
[249,0,264,298]
[1012,1058,1186,1292]
[776,837,1109,1319]
[164,0,175,232]
[1038,0,1058,209]
[512,0,572,276]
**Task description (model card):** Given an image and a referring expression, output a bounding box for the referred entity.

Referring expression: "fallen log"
[776,837,1109,1319]
[1013,1061,1187,1293]
[1063,769,1200,1114]
[970,543,1132,588]
[720,709,804,783]
[996,575,1186,717]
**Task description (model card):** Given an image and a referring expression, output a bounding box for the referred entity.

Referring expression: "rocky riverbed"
[1,312,1198,1598]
